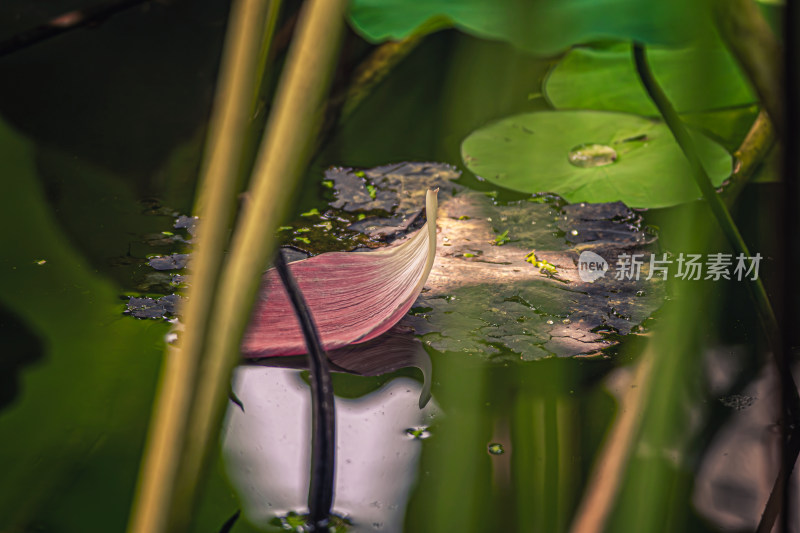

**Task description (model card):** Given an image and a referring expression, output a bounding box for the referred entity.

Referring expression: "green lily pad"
[544,43,756,115]
[348,0,702,56]
[461,111,732,208]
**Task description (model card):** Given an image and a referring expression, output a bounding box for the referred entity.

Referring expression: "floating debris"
[488,443,505,455]
[268,511,352,532]
[719,394,756,411]
[405,426,432,440]
[568,143,618,168]
[125,294,182,319]
[148,253,190,271]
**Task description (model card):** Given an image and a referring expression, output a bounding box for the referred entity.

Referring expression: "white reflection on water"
[222,367,440,532]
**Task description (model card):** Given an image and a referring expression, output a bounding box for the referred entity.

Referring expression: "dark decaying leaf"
[148,253,190,271]
[125,294,183,319]
[324,162,663,362]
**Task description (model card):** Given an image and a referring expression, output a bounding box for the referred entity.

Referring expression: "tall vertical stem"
[173,0,347,528]
[128,1,273,531]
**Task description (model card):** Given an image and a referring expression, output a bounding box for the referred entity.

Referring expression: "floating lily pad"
[544,43,756,115]
[461,111,732,208]
[349,0,701,56]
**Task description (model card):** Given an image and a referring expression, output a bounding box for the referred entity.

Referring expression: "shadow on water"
[0,301,45,410]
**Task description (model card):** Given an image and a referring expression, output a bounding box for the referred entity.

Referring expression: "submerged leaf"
[241,189,438,357]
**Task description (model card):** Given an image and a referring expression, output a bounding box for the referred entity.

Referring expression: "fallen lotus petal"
[241,188,438,357]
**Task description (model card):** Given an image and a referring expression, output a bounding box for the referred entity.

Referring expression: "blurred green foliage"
[0,117,167,532]
[349,0,706,56]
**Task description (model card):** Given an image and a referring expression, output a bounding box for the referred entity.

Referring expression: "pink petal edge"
[241,189,439,357]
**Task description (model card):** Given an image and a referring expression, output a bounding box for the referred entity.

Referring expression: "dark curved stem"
[632,44,788,376]
[274,250,335,529]
[218,510,241,533]
[0,0,152,58]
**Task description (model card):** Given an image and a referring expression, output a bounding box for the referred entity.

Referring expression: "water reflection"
[693,361,800,531]
[223,367,439,532]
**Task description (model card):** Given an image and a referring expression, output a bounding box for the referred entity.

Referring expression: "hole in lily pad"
[568,143,617,168]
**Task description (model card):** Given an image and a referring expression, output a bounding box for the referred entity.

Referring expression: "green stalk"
[712,0,783,135]
[556,397,578,532]
[568,355,655,533]
[128,2,273,532]
[632,43,783,362]
[173,0,348,527]
[512,393,542,533]
[340,35,423,120]
[723,109,775,205]
[250,0,283,116]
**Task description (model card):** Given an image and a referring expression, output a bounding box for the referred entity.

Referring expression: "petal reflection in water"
[223,367,440,532]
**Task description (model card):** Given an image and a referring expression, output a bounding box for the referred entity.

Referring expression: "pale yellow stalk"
[128,1,273,532]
